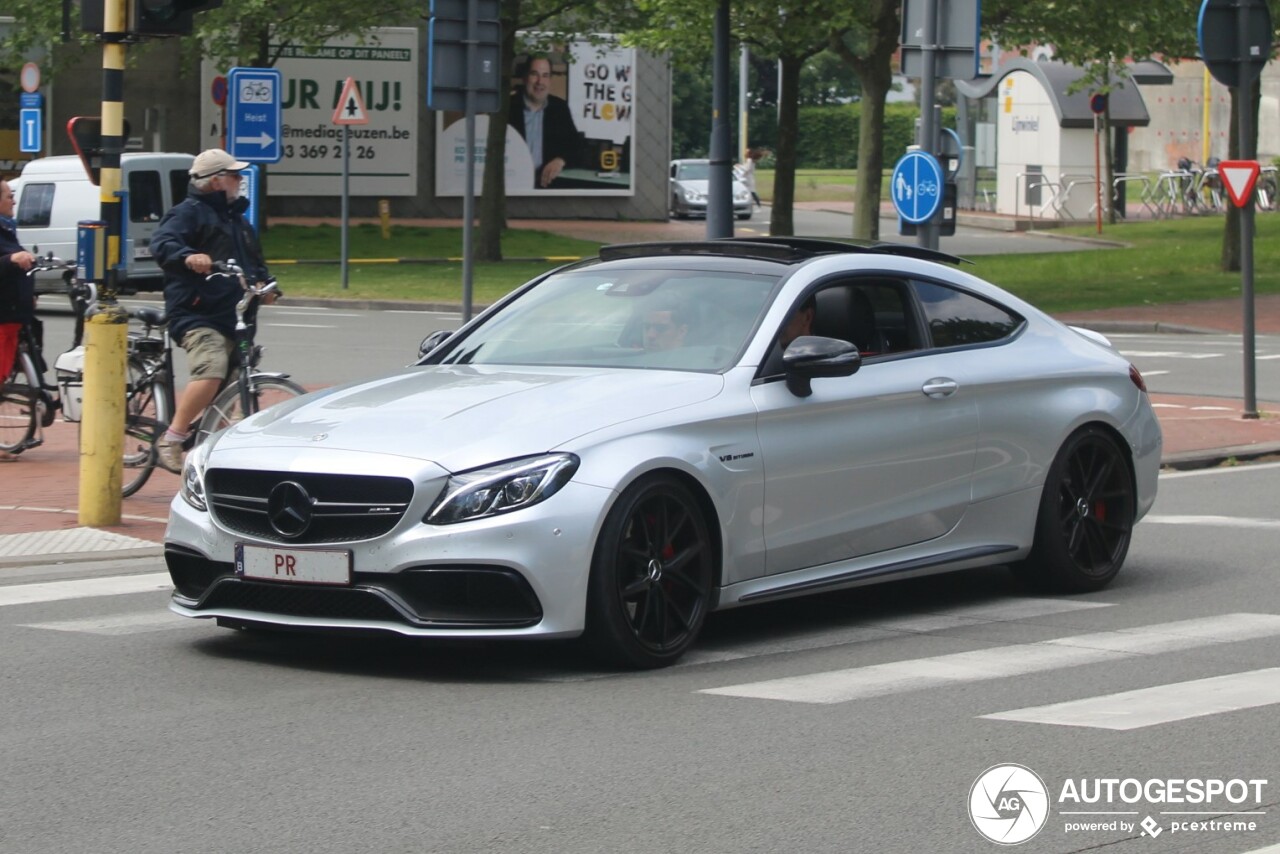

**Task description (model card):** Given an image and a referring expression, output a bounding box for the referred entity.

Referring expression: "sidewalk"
[3,300,1279,564]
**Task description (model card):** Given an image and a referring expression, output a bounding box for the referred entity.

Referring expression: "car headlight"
[180,439,211,511]
[683,188,705,202]
[425,453,579,525]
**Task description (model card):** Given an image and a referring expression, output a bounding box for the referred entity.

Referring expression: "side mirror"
[783,335,861,397]
[418,329,452,360]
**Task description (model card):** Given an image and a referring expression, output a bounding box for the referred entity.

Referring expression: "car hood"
[212,365,725,472]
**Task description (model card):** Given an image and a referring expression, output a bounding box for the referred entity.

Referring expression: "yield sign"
[332,77,370,126]
[1218,160,1261,208]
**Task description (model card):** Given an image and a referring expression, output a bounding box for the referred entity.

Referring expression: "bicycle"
[1,254,86,457]
[121,259,305,494]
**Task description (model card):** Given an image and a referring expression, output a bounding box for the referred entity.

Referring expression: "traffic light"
[134,0,223,35]
[81,0,223,36]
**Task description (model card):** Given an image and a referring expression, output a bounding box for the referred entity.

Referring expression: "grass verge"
[260,214,1279,314]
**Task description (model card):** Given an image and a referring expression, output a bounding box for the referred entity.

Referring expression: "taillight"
[1129,364,1147,392]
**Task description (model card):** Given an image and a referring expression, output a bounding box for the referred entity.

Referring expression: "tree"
[625,0,857,236]
[829,0,900,239]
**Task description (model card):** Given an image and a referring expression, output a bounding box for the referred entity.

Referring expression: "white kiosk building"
[956,59,1163,221]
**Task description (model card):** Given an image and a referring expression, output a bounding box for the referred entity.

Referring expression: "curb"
[0,546,164,570]
[1160,442,1280,471]
[1058,319,1221,335]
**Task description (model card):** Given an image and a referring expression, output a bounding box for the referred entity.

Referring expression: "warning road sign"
[332,77,370,126]
[1218,160,1261,208]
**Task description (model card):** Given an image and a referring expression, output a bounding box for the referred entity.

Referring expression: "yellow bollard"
[78,307,128,526]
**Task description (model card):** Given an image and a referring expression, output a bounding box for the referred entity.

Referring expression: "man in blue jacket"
[150,148,270,473]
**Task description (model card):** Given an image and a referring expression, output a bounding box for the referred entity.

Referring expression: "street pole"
[461,0,477,322]
[80,0,128,525]
[340,123,350,289]
[1237,20,1257,418]
[738,45,749,163]
[917,0,940,250]
[706,0,732,239]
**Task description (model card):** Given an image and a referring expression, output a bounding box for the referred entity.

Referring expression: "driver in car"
[643,296,691,351]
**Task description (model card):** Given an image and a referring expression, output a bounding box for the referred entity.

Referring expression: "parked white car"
[669,159,753,220]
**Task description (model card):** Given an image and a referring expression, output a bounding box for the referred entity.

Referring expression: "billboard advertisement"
[435,38,635,196]
[201,28,419,196]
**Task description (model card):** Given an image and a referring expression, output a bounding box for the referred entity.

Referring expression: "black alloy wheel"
[1016,426,1135,593]
[586,475,715,668]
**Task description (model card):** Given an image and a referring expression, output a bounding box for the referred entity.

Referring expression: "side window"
[169,170,190,209]
[128,171,164,222]
[16,183,55,227]
[810,278,916,356]
[914,280,1023,348]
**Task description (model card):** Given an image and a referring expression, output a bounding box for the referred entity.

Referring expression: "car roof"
[598,237,966,267]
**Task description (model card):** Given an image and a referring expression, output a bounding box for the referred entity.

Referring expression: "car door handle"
[922,377,959,399]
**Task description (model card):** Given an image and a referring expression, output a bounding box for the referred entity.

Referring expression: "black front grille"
[166,544,235,599]
[201,579,409,623]
[206,469,414,544]
[191,567,542,628]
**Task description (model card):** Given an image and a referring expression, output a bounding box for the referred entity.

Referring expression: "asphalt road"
[2,462,1279,853]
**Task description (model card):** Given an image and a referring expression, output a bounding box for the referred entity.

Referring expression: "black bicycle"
[120,259,305,495]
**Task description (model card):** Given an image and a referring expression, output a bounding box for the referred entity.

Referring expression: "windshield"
[676,162,710,181]
[438,267,779,372]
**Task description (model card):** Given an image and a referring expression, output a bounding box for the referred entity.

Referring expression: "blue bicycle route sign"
[891,150,944,224]
[227,67,283,163]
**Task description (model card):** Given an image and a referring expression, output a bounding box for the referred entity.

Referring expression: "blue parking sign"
[227,67,283,163]
[19,107,42,153]
[891,151,944,225]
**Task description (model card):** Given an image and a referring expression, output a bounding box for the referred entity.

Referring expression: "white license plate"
[133,246,153,260]
[235,543,351,585]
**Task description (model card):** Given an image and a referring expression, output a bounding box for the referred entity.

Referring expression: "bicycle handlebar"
[25,252,75,274]
[209,258,281,301]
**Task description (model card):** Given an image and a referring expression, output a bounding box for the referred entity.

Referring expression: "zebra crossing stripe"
[0,573,171,607]
[1143,515,1280,531]
[698,614,1280,705]
[22,611,193,636]
[981,667,1280,730]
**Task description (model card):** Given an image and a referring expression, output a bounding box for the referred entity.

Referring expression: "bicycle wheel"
[122,356,170,498]
[0,359,39,454]
[196,375,306,446]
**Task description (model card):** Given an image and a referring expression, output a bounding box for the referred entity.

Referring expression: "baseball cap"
[190,148,250,179]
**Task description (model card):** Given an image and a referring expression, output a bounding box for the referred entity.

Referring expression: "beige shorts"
[181,327,234,381]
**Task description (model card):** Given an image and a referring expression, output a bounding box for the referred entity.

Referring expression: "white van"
[11,152,195,294]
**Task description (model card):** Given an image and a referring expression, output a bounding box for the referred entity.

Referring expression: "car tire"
[1013,426,1135,593]
[737,212,751,221]
[584,474,715,669]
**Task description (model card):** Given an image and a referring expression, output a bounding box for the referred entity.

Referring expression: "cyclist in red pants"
[0,177,37,462]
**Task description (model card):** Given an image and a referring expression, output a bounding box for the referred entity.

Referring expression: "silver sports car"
[166,238,1161,668]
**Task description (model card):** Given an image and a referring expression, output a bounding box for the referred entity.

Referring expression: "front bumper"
[165,477,612,639]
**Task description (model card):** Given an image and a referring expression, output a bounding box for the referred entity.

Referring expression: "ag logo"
[969,764,1050,845]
